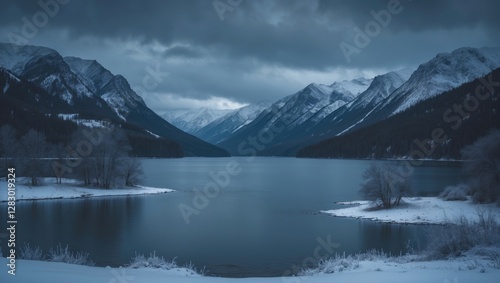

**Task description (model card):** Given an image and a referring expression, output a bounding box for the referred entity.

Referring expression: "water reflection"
[2,196,144,266]
[0,158,461,277]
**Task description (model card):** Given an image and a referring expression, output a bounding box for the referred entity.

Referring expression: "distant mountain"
[194,102,271,144]
[0,43,229,157]
[297,67,500,159]
[249,69,413,156]
[215,47,500,157]
[305,47,500,143]
[162,107,234,134]
[216,77,372,155]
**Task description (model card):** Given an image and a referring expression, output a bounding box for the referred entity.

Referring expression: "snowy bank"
[322,197,500,224]
[0,179,174,202]
[1,256,499,283]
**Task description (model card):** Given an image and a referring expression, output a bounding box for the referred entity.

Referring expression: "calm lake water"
[1,158,462,277]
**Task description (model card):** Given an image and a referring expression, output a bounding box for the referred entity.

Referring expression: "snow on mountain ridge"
[162,107,234,134]
[194,102,272,144]
[64,56,114,93]
[285,77,373,127]
[98,75,146,119]
[330,77,372,99]
[0,44,96,104]
[391,47,500,114]
[0,43,57,74]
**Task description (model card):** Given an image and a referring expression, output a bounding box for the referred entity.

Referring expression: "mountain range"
[2,43,500,160]
[0,43,229,157]
[170,46,499,157]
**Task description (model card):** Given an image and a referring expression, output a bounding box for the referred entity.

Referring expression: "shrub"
[426,210,500,259]
[19,243,43,260]
[128,251,204,275]
[462,129,500,203]
[129,251,179,269]
[47,244,94,266]
[438,184,469,201]
[298,250,408,276]
[360,162,412,209]
[298,253,360,276]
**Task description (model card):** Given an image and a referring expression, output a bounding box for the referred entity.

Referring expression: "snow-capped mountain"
[217,77,372,154]
[64,56,114,93]
[97,75,146,120]
[0,43,229,157]
[162,107,234,134]
[194,102,271,144]
[297,67,500,159]
[346,68,414,111]
[248,70,412,155]
[301,68,414,138]
[295,46,500,156]
[0,43,94,104]
[216,46,500,156]
[65,57,146,120]
[389,47,500,114]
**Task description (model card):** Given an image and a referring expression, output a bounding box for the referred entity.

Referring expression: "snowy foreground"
[323,197,500,224]
[1,256,499,283]
[0,179,174,202]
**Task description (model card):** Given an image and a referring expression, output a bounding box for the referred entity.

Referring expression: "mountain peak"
[390,46,500,114]
[64,56,114,93]
[162,107,234,134]
[330,77,373,98]
[98,74,146,117]
[0,43,59,73]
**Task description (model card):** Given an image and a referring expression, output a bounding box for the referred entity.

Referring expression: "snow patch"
[322,197,500,225]
[0,179,174,202]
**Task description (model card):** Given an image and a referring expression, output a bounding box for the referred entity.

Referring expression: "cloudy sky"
[1,0,499,113]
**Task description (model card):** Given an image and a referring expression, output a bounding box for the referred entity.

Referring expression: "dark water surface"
[1,158,462,277]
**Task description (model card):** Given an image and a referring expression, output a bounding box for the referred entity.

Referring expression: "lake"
[1,157,463,277]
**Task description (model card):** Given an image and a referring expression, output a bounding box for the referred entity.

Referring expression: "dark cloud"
[163,45,202,59]
[0,0,499,110]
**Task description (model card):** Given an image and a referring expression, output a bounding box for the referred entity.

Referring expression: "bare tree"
[20,129,50,186]
[360,162,412,209]
[66,128,94,186]
[123,158,144,186]
[0,125,19,180]
[462,129,500,203]
[92,128,131,189]
[50,143,66,184]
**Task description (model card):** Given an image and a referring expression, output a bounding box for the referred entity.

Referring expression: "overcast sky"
[1,0,499,113]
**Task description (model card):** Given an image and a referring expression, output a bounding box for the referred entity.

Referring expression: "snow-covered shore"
[0,179,174,202]
[322,197,500,224]
[1,256,499,283]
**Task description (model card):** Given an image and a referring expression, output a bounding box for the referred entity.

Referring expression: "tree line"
[0,124,143,189]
